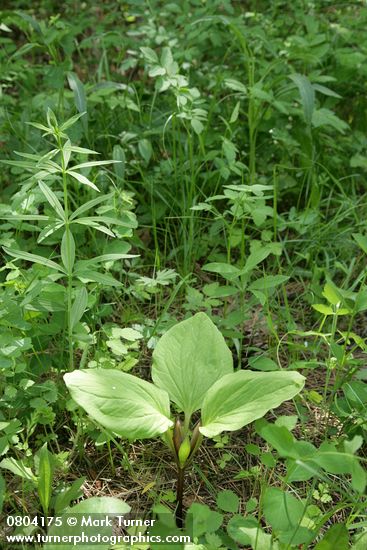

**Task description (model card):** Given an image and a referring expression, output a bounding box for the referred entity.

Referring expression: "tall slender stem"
[57,134,74,371]
[175,467,185,528]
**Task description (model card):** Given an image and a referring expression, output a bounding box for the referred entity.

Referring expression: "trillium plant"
[64,312,305,527]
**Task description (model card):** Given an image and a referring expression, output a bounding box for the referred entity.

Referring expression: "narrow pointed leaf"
[113,145,125,181]
[69,193,114,221]
[64,369,173,439]
[2,246,65,273]
[76,270,122,287]
[75,215,131,227]
[289,73,315,126]
[59,112,86,132]
[64,145,99,155]
[61,231,75,274]
[37,444,54,516]
[74,219,115,237]
[67,170,100,192]
[71,160,120,170]
[200,370,305,438]
[38,181,65,220]
[152,312,233,417]
[71,287,88,329]
[0,214,51,221]
[37,221,65,243]
[75,253,137,270]
[27,121,51,133]
[67,72,88,134]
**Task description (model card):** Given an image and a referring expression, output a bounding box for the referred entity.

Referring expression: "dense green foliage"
[0,1,367,548]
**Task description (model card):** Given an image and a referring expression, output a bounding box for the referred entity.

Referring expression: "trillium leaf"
[200,370,305,438]
[152,312,233,417]
[64,369,172,440]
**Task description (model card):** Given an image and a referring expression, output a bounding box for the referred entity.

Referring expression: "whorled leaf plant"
[64,312,305,526]
[1,109,137,371]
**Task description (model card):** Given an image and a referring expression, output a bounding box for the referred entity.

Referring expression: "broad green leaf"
[312,304,351,315]
[191,118,204,135]
[310,443,366,493]
[111,327,143,341]
[149,66,166,77]
[152,313,233,417]
[202,262,240,280]
[38,180,65,220]
[61,231,75,274]
[289,73,315,126]
[71,287,88,329]
[228,516,278,550]
[240,248,272,275]
[64,369,173,439]
[37,444,54,515]
[67,72,88,134]
[3,246,65,273]
[186,503,223,538]
[263,487,306,533]
[200,370,305,437]
[54,477,85,514]
[216,490,239,513]
[314,524,349,550]
[140,46,159,64]
[312,303,333,315]
[45,497,130,550]
[351,530,367,550]
[67,170,100,192]
[256,422,297,458]
[248,356,278,371]
[249,275,289,291]
[322,282,341,306]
